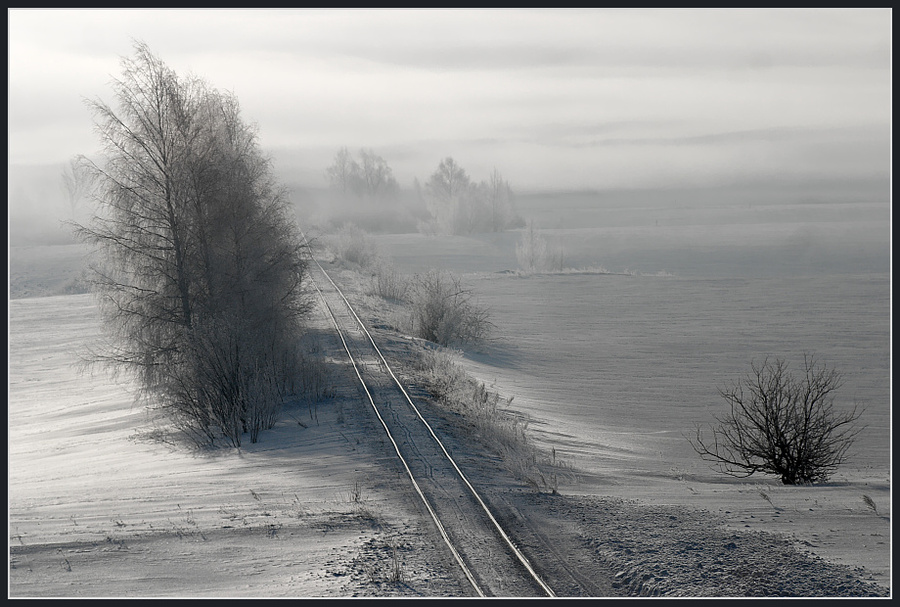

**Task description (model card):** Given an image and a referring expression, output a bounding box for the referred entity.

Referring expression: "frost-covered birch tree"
[74,42,309,446]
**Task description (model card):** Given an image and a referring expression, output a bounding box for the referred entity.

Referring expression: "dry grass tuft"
[861,494,878,515]
[411,346,569,494]
[756,487,777,510]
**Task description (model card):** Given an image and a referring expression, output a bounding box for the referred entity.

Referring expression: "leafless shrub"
[691,355,863,485]
[157,319,305,447]
[293,349,334,425]
[277,334,335,425]
[326,223,381,269]
[516,221,567,274]
[369,261,410,302]
[296,351,333,401]
[408,269,492,347]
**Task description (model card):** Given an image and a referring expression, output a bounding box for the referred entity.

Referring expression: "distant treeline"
[321,147,525,235]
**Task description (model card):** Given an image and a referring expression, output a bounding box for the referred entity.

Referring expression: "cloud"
[8,8,891,191]
[286,9,891,74]
[540,124,889,149]
[277,120,889,193]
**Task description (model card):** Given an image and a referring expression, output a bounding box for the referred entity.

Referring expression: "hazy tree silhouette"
[325,146,358,196]
[74,42,310,446]
[427,157,471,203]
[325,147,398,201]
[60,157,94,220]
[356,148,399,199]
[487,168,517,233]
[422,157,521,235]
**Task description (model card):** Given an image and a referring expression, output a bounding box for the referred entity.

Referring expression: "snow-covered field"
[8,192,891,596]
[8,293,468,597]
[369,195,891,591]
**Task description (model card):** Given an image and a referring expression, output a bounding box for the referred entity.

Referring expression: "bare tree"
[74,42,309,447]
[426,156,470,203]
[60,157,95,220]
[423,157,471,235]
[356,148,399,199]
[690,355,863,484]
[421,159,522,235]
[487,168,516,233]
[325,146,359,196]
[325,147,399,201]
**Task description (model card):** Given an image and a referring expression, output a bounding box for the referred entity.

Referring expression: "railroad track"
[303,242,555,598]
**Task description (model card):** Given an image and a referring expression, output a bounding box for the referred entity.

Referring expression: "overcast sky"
[8,8,891,191]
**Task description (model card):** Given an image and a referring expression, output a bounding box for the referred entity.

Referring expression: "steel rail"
[302,238,556,597]
[306,260,485,597]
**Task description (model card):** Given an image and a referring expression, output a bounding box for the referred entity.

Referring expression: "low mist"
[8,163,83,246]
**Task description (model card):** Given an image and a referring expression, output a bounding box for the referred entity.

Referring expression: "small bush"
[515,221,567,274]
[369,261,410,302]
[408,269,492,347]
[326,223,381,269]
